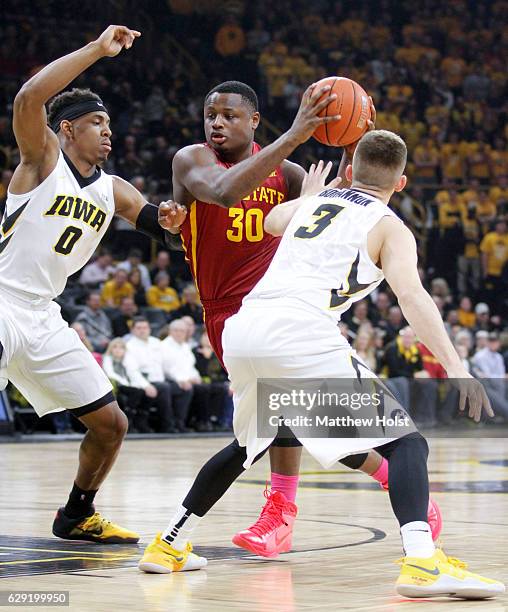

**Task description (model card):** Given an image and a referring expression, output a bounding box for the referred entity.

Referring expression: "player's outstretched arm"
[173,83,339,208]
[265,160,341,236]
[375,217,493,421]
[113,176,185,251]
[13,25,140,166]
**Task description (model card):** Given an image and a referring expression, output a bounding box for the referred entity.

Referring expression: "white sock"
[400,521,435,558]
[162,505,202,551]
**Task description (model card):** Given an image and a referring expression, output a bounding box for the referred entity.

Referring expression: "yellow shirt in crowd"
[101,281,134,307]
[146,286,181,312]
[480,232,508,276]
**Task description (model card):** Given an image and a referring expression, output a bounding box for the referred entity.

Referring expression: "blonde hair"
[105,337,127,356]
[352,130,407,189]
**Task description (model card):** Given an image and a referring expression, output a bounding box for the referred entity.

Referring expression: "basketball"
[313,76,372,147]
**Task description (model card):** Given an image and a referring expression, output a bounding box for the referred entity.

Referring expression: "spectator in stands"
[160,319,197,432]
[101,268,134,307]
[79,249,114,288]
[372,292,392,324]
[440,133,466,184]
[103,338,153,433]
[124,317,177,433]
[472,332,506,379]
[118,248,151,290]
[192,331,230,431]
[458,201,481,294]
[348,300,371,335]
[181,315,200,349]
[457,296,476,329]
[474,330,490,353]
[175,283,203,324]
[353,331,377,371]
[437,189,465,289]
[456,344,471,372]
[146,271,181,314]
[471,332,508,420]
[382,305,405,343]
[413,137,440,185]
[74,292,113,353]
[480,219,508,313]
[468,141,491,185]
[455,329,474,356]
[150,250,172,283]
[381,327,424,411]
[70,322,103,367]
[111,296,138,338]
[128,267,148,308]
[430,278,453,305]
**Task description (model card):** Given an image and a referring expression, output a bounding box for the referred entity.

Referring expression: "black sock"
[183,439,268,516]
[64,483,98,519]
[376,433,429,526]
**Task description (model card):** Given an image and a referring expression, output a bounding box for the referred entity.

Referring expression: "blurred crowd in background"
[0,0,507,433]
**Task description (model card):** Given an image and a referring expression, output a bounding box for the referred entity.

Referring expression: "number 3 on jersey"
[295,203,344,239]
[227,207,264,243]
[54,226,83,255]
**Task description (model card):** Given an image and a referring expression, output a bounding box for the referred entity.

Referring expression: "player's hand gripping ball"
[312,76,372,147]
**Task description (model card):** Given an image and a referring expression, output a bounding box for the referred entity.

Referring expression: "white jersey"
[0,151,115,303]
[244,187,400,321]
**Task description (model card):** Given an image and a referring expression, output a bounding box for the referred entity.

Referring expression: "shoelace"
[446,556,468,570]
[248,489,286,537]
[81,513,111,530]
[395,555,468,572]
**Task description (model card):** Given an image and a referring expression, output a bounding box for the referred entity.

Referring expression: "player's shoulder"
[173,143,214,167]
[375,214,414,243]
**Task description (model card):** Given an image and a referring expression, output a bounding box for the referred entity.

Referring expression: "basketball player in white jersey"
[0,25,186,543]
[141,131,504,599]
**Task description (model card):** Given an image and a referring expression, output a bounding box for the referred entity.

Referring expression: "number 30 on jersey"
[226,207,264,243]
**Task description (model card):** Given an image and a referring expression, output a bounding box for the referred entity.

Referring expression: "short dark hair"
[47,88,103,128]
[132,316,149,326]
[205,81,258,112]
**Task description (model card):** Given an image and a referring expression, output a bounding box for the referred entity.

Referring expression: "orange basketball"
[312,76,371,147]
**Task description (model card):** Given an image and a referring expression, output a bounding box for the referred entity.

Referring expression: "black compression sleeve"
[135,203,183,251]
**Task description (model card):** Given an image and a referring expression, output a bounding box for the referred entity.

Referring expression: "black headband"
[50,99,109,133]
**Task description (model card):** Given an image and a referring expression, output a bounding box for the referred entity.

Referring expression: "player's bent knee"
[79,401,128,442]
[397,432,429,460]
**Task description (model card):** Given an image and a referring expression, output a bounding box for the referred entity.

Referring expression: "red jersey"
[180,142,288,304]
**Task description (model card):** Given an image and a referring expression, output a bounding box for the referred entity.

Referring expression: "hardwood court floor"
[0,437,507,612]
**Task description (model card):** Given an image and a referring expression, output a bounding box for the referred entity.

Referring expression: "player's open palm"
[95,25,141,58]
[158,200,187,231]
[448,372,494,422]
[301,160,342,197]
[289,83,340,145]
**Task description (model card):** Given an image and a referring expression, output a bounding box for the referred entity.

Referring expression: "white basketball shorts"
[0,290,113,417]
[223,299,408,469]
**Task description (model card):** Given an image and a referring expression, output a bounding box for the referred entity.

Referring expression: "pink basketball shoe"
[232,490,297,558]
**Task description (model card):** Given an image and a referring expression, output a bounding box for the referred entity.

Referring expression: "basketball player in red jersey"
[139,82,441,572]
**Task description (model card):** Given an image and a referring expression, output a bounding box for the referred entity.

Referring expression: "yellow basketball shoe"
[138,533,207,574]
[52,507,140,543]
[396,548,505,599]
